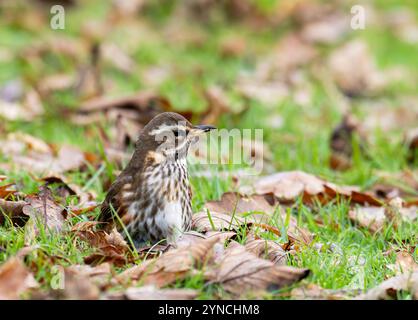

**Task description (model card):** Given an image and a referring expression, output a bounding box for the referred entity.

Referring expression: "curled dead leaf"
[251,170,380,206]
[253,171,326,201]
[245,239,287,265]
[0,183,17,199]
[349,199,417,233]
[0,199,27,225]
[117,237,220,287]
[205,242,309,296]
[72,222,131,266]
[387,251,418,275]
[357,272,418,300]
[23,186,66,244]
[348,207,385,233]
[39,174,97,210]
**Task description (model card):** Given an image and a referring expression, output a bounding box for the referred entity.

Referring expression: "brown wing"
[99,175,133,228]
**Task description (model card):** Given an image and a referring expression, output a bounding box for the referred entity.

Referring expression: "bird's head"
[139,112,215,163]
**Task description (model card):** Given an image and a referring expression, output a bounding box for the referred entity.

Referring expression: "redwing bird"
[99,112,215,248]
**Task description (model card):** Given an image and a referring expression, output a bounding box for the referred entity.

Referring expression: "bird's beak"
[192,124,216,134]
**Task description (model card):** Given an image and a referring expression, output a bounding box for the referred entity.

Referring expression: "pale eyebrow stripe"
[149,124,188,136]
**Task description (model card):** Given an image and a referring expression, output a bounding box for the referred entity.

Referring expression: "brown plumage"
[99,112,215,248]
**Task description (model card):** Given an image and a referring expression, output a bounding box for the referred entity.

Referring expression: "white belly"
[154,200,184,242]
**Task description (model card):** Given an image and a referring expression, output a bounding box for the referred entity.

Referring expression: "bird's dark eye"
[172,129,188,137]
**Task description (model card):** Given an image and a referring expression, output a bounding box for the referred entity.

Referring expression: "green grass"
[0,1,417,299]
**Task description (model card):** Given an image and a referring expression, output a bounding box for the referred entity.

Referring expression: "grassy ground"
[0,1,417,299]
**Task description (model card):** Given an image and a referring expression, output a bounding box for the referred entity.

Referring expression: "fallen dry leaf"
[200,191,313,246]
[348,206,386,233]
[65,263,112,290]
[23,186,66,243]
[357,271,418,300]
[371,184,402,200]
[387,251,418,275]
[37,73,75,95]
[70,91,171,126]
[72,222,131,266]
[117,237,220,287]
[219,36,247,58]
[385,8,418,44]
[175,230,234,248]
[0,257,38,299]
[40,174,96,207]
[236,80,289,105]
[68,202,99,216]
[244,239,287,265]
[0,132,89,174]
[101,42,137,75]
[328,40,387,96]
[0,88,43,121]
[110,0,145,19]
[52,267,101,300]
[300,10,350,44]
[234,33,317,106]
[249,170,381,206]
[273,33,318,74]
[204,192,277,216]
[0,199,27,225]
[1,131,50,153]
[191,210,248,233]
[252,222,313,249]
[141,65,171,87]
[375,170,418,196]
[253,171,327,201]
[22,34,86,62]
[0,181,18,199]
[69,91,192,151]
[205,242,309,296]
[362,99,418,133]
[349,200,417,233]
